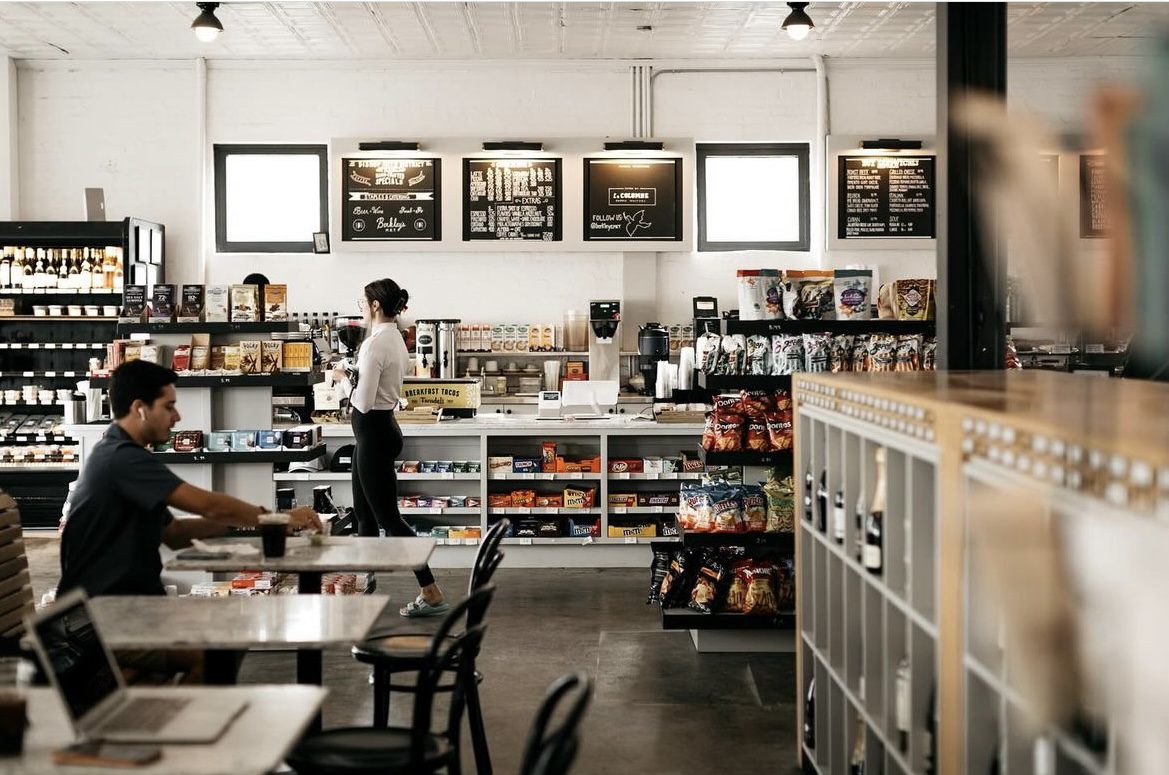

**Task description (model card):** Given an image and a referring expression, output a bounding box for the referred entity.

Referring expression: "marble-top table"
[87,595,391,685]
[3,685,326,775]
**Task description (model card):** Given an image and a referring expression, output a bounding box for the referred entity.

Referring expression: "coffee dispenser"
[588,300,621,384]
[415,318,460,378]
[637,324,670,396]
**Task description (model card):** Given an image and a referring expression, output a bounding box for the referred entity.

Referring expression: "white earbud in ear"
[137,408,146,422]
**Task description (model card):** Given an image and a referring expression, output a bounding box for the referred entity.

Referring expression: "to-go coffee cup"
[259,513,291,557]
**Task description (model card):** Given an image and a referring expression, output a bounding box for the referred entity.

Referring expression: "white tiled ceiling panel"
[0,2,1164,61]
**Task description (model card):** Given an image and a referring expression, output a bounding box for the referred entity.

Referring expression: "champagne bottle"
[864,448,886,574]
[833,486,846,544]
[803,677,815,749]
[924,682,937,775]
[849,717,866,775]
[895,656,910,753]
[816,470,828,533]
[803,465,814,523]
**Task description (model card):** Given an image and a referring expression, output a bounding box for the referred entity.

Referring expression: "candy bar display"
[397,495,482,509]
[394,460,482,474]
[700,390,793,455]
[488,487,596,509]
[488,448,601,474]
[148,425,320,453]
[698,333,938,376]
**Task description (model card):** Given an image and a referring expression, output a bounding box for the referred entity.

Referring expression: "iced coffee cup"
[259,513,291,557]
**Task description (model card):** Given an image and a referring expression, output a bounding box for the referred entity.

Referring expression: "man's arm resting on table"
[162,516,229,550]
[164,483,322,548]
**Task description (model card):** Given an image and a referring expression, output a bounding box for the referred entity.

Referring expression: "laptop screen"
[33,599,120,721]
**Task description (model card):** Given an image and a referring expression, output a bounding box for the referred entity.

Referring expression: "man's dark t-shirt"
[58,423,183,597]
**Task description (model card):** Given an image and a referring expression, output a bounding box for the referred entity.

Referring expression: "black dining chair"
[287,587,495,775]
[518,673,593,775]
[352,518,510,774]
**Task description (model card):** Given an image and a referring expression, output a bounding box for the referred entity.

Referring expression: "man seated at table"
[57,359,321,683]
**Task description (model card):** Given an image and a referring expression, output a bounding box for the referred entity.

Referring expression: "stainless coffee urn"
[416,318,460,379]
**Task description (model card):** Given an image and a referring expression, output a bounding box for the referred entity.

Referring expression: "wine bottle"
[20,248,33,288]
[833,486,846,544]
[924,683,936,775]
[895,656,910,753]
[849,717,866,775]
[854,491,865,562]
[803,677,815,749]
[864,447,886,574]
[816,470,828,533]
[803,465,814,523]
[0,247,11,288]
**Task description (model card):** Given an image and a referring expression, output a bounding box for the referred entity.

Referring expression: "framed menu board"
[342,157,441,241]
[1079,154,1110,238]
[838,155,936,239]
[463,158,562,241]
[583,157,682,241]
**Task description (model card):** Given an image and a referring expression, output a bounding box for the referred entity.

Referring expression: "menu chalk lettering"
[463,158,562,241]
[342,157,441,241]
[1079,154,1110,238]
[838,155,936,239]
[584,157,682,241]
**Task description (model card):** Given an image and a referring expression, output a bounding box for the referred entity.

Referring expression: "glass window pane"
[224,154,322,243]
[704,155,801,243]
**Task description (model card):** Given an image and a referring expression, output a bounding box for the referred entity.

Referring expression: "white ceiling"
[0,2,1163,61]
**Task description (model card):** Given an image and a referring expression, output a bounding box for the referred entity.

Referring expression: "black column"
[936,3,1008,370]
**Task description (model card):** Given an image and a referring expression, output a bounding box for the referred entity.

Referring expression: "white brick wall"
[13,55,1149,327]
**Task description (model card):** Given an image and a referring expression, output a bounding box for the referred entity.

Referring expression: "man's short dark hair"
[109,360,178,419]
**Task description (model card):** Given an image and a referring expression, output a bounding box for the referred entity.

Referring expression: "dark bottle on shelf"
[833,486,846,544]
[895,656,910,753]
[803,464,814,524]
[816,470,828,533]
[803,677,815,749]
[864,447,886,574]
[849,717,866,775]
[989,742,1001,775]
[854,491,865,562]
[924,683,936,775]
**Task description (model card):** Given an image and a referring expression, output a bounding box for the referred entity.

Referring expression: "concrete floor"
[25,537,799,775]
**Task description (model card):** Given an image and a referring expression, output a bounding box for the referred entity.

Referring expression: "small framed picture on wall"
[313,232,330,254]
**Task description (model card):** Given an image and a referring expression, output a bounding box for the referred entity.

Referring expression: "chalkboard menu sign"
[583,158,682,241]
[1079,154,1110,238]
[838,155,936,239]
[463,158,562,241]
[342,157,441,242]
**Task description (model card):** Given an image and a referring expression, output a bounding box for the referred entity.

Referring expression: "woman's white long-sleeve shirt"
[347,322,410,413]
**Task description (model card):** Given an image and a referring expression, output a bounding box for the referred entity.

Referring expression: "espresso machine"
[588,300,621,384]
[637,323,670,396]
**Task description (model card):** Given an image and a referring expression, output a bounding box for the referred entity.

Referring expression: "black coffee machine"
[637,323,670,396]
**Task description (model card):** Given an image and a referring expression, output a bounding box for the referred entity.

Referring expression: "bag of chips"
[740,390,772,419]
[711,488,744,533]
[689,553,730,614]
[776,557,796,611]
[869,334,896,372]
[785,270,835,320]
[851,335,870,372]
[741,484,767,532]
[737,269,783,321]
[771,335,804,375]
[830,335,854,373]
[713,393,743,416]
[763,470,796,532]
[647,552,670,605]
[923,337,937,371]
[894,279,936,320]
[803,333,830,373]
[712,415,744,452]
[746,335,771,375]
[773,389,793,412]
[701,412,717,452]
[834,269,872,320]
[743,562,779,616]
[696,332,721,374]
[765,411,793,452]
[660,550,696,609]
[724,560,753,613]
[895,334,922,372]
[719,334,746,375]
[745,419,769,453]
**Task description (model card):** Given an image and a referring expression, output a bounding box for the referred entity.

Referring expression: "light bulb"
[194,25,220,43]
[786,23,811,41]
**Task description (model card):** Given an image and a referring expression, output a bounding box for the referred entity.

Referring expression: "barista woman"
[339,279,447,617]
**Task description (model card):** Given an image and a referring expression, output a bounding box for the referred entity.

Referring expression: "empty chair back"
[469,517,509,594]
[519,673,593,775]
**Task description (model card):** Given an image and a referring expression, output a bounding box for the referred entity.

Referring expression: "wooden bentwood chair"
[519,673,594,775]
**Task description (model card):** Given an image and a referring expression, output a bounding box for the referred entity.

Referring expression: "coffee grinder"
[588,300,621,384]
[636,323,670,396]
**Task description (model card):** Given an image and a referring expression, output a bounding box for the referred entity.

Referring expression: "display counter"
[793,371,1164,775]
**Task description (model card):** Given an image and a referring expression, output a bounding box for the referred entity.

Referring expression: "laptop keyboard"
[102,697,190,733]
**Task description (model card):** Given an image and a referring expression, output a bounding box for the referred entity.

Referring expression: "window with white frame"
[213,144,329,252]
[697,143,810,252]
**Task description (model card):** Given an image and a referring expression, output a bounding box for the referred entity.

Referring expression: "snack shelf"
[0,316,118,322]
[698,373,792,391]
[488,507,601,516]
[501,537,599,545]
[399,473,482,481]
[89,372,324,388]
[400,507,480,516]
[661,609,795,630]
[0,433,75,444]
[488,472,601,481]
[608,506,675,515]
[725,319,936,336]
[607,472,703,481]
[609,536,679,544]
[153,444,325,464]
[0,288,120,295]
[697,447,792,467]
[680,531,795,549]
[0,462,79,471]
[432,537,482,546]
[116,321,300,335]
[0,343,106,350]
[273,472,352,482]
[0,371,82,378]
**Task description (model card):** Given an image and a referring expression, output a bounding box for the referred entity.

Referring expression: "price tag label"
[663,473,678,480]
[520,537,533,545]
[428,507,443,515]
[22,372,34,378]
[466,539,479,546]
[653,506,664,513]
[440,473,454,480]
[513,507,530,514]
[0,344,7,350]
[611,507,627,514]
[63,371,75,377]
[568,472,583,480]
[447,538,462,546]
[27,343,39,350]
[613,472,629,480]
[624,537,638,544]
[518,473,535,480]
[63,343,74,350]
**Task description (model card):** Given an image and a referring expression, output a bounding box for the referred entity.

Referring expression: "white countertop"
[166,536,435,573]
[321,416,703,436]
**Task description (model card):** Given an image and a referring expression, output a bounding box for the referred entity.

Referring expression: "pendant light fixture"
[191,2,224,43]
[782,2,814,41]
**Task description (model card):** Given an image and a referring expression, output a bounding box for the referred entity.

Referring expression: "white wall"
[12,54,1151,330]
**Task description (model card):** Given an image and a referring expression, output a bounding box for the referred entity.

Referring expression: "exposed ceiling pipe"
[195,57,208,283]
[647,66,818,138]
[812,54,830,258]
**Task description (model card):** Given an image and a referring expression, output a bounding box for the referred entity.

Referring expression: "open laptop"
[26,590,247,743]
